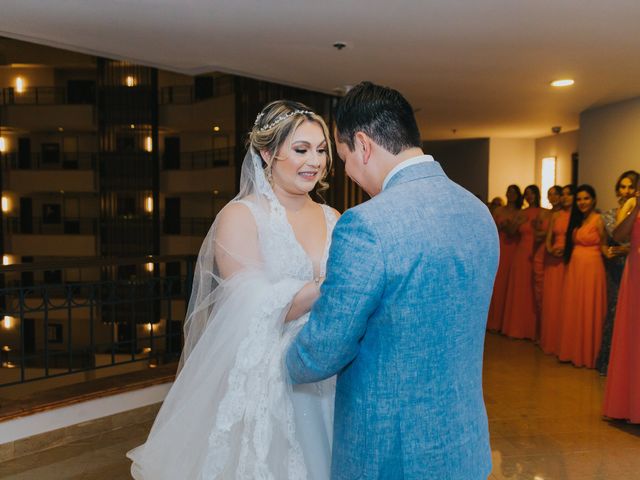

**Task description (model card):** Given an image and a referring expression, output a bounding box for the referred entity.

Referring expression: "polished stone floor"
[1,332,639,479]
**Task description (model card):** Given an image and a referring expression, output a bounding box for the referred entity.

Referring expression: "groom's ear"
[354,132,372,165]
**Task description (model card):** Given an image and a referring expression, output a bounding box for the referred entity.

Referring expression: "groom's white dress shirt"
[382,154,434,191]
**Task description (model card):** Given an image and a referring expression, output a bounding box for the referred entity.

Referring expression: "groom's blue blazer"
[286,161,498,480]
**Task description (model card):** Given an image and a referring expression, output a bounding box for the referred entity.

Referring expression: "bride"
[127,100,339,479]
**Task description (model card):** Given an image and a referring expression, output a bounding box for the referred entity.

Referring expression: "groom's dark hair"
[334,81,422,154]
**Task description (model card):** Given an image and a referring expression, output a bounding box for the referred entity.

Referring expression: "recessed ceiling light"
[213,125,220,132]
[550,79,574,87]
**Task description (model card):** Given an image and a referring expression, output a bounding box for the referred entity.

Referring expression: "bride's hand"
[285,279,324,322]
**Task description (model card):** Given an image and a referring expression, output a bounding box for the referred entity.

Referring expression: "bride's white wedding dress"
[127,149,336,479]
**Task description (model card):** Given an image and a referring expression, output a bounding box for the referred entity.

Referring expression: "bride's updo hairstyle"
[249,100,333,193]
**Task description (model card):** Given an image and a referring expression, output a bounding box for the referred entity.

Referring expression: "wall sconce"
[2,316,14,329]
[15,77,25,94]
[2,255,12,266]
[0,137,6,153]
[541,156,557,208]
[125,76,137,87]
[2,196,11,213]
[144,136,153,153]
[145,262,154,273]
[144,196,154,213]
[145,323,154,332]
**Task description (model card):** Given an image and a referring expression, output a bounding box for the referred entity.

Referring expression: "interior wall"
[423,138,489,201]
[580,97,640,211]
[488,138,535,202]
[534,130,579,188]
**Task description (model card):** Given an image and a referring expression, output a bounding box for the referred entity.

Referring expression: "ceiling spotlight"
[213,125,220,132]
[550,79,574,87]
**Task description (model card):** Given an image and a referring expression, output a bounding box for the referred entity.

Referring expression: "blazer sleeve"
[286,208,385,384]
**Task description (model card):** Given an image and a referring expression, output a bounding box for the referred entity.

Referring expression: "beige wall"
[4,105,95,130]
[10,235,97,256]
[0,67,55,88]
[580,97,640,211]
[7,171,97,193]
[488,138,535,202]
[534,130,579,188]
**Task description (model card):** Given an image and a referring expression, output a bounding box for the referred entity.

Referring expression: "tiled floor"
[1,332,639,479]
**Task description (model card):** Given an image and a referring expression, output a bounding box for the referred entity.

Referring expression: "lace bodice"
[236,199,337,282]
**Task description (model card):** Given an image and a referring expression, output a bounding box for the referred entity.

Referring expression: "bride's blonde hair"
[248,100,333,194]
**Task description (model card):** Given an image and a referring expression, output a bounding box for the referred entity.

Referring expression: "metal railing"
[163,218,212,237]
[0,87,94,106]
[0,149,232,171]
[163,147,234,170]
[0,255,195,388]
[159,77,234,104]
[7,217,98,235]
[2,152,97,170]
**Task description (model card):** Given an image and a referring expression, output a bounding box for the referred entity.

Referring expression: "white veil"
[128,144,313,479]
[180,146,276,370]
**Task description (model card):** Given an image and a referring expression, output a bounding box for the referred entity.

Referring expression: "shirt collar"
[382,154,434,191]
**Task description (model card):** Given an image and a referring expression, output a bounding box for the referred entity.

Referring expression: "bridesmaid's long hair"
[564,184,597,264]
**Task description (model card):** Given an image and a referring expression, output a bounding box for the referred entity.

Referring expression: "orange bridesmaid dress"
[486,208,520,331]
[539,210,570,354]
[603,210,640,422]
[533,212,551,319]
[501,207,540,340]
[557,214,607,368]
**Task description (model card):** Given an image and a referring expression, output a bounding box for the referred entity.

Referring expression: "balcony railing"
[159,77,234,104]
[163,147,234,170]
[7,217,98,235]
[2,152,97,170]
[0,255,195,388]
[0,148,233,171]
[0,87,95,106]
[163,217,212,237]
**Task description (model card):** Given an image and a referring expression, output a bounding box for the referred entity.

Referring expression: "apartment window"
[163,137,180,169]
[164,198,181,234]
[194,76,214,100]
[41,143,60,165]
[67,80,95,104]
[43,269,63,284]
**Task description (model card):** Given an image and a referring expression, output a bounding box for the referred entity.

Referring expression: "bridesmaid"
[596,170,639,375]
[603,187,640,422]
[533,186,563,321]
[539,185,574,354]
[486,185,523,331]
[557,185,608,368]
[501,185,541,340]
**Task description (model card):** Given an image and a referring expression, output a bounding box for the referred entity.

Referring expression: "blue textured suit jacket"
[286,161,498,480]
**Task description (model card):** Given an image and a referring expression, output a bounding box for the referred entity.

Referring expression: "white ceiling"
[1,0,640,139]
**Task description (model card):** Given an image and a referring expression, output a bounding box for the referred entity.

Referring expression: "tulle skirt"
[127,272,334,479]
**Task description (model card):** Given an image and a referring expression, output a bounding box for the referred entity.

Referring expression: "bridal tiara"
[254,110,315,131]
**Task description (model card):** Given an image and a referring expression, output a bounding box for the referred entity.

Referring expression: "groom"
[286,82,498,479]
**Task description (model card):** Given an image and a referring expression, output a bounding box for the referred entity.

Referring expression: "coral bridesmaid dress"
[501,207,540,340]
[486,208,519,331]
[539,210,570,354]
[603,209,640,422]
[533,212,551,319]
[557,215,607,368]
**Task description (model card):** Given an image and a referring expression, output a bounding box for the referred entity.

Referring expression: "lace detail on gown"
[127,193,338,480]
[200,200,337,479]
